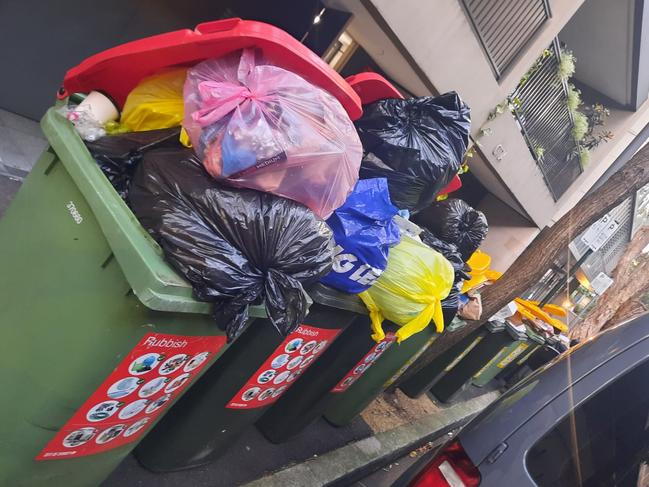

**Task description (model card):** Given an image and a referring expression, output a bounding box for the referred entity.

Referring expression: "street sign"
[591,272,614,295]
[581,214,619,252]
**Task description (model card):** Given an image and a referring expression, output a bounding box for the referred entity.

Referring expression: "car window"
[526,359,649,486]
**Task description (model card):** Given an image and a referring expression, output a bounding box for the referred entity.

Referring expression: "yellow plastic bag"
[120,68,187,133]
[359,236,454,343]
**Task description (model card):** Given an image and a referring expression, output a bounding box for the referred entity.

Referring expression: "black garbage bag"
[414,198,488,260]
[354,92,470,212]
[86,127,181,199]
[420,228,470,324]
[441,283,462,325]
[129,147,334,341]
[420,229,466,276]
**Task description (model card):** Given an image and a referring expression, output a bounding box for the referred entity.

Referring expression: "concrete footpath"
[243,391,498,487]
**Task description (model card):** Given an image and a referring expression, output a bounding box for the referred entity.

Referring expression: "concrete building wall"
[560,0,636,106]
[367,0,584,132]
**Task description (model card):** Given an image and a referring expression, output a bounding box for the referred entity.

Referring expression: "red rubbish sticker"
[226,324,340,409]
[36,333,226,460]
[330,333,397,393]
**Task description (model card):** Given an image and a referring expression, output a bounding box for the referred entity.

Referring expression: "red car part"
[409,440,481,487]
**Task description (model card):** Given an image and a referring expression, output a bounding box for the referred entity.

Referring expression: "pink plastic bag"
[183,49,362,218]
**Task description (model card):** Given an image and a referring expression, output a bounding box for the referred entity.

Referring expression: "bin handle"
[195,18,242,35]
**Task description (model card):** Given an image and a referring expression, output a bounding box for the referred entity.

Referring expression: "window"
[460,0,551,79]
[526,359,649,486]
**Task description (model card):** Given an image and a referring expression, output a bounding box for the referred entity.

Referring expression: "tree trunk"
[570,227,649,340]
[393,144,649,389]
[602,297,649,331]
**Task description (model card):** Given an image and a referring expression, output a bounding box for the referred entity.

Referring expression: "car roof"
[459,314,649,465]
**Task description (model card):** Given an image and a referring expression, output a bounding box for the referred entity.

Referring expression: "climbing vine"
[483,46,611,169]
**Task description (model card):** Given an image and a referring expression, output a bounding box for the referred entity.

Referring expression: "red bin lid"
[345,72,403,105]
[61,18,362,120]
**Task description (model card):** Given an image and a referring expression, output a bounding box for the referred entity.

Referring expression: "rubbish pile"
[10,18,510,484]
[61,35,486,344]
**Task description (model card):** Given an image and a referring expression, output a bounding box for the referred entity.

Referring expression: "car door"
[474,337,649,486]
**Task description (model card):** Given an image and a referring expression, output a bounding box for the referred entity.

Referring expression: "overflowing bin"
[0,17,366,487]
[0,109,263,487]
[134,284,365,471]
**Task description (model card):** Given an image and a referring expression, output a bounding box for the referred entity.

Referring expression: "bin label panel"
[226,324,341,409]
[383,335,437,388]
[496,342,530,369]
[472,345,511,380]
[330,333,397,393]
[36,332,226,461]
[516,345,539,366]
[444,335,484,372]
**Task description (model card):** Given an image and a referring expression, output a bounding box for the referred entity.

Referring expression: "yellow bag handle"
[359,290,386,342]
[360,291,445,343]
[395,299,444,343]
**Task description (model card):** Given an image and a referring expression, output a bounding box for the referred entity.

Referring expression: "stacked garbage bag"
[75,38,481,344]
[77,46,367,340]
[420,229,471,324]
[129,147,334,341]
[354,93,471,212]
[359,235,455,343]
[320,178,400,294]
[183,49,363,219]
[414,198,488,260]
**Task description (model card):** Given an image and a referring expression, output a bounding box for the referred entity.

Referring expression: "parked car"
[394,314,649,486]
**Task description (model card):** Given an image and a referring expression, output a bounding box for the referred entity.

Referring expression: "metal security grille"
[510,40,583,200]
[461,0,551,78]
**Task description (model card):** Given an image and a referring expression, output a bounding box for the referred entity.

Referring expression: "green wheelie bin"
[494,326,546,385]
[470,321,532,387]
[399,324,488,399]
[502,339,563,387]
[255,310,377,443]
[0,108,266,487]
[323,323,438,427]
[134,284,364,471]
[430,320,521,402]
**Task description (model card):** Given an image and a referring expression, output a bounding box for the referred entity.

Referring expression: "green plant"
[518,48,552,88]
[571,110,589,141]
[487,100,509,121]
[581,103,614,150]
[566,84,582,113]
[558,50,576,80]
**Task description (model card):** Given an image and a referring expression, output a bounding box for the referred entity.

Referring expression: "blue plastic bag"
[321,178,400,293]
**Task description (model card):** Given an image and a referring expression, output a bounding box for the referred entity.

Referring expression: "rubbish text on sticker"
[143,336,188,349]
